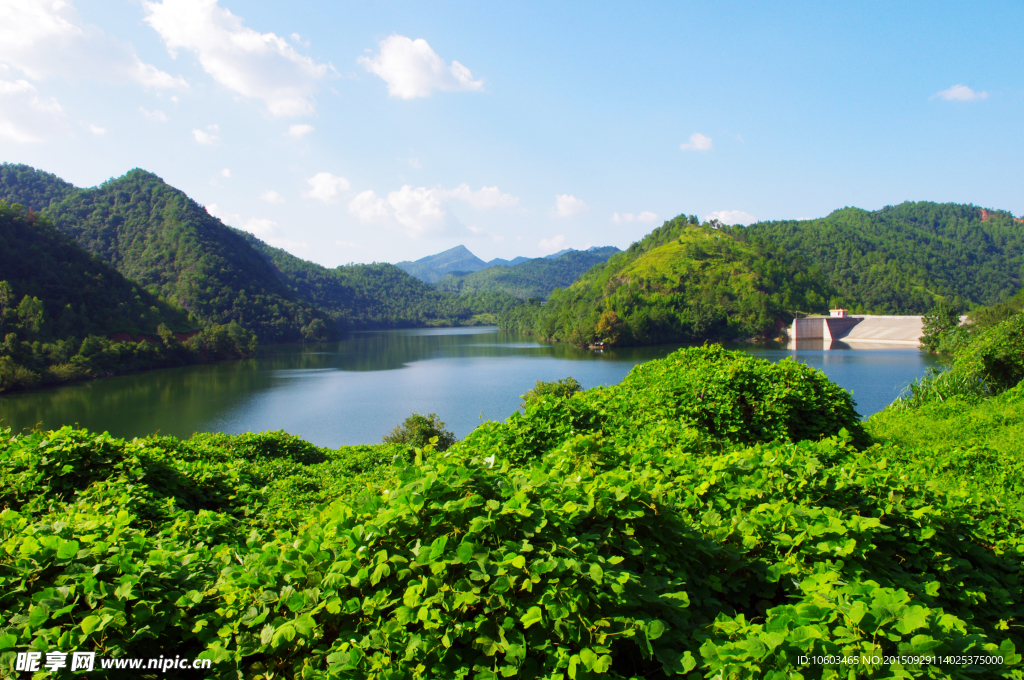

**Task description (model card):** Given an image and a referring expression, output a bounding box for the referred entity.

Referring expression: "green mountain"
[500,215,833,346]
[739,201,1024,312]
[484,255,531,267]
[397,245,587,284]
[36,169,332,343]
[434,246,621,299]
[396,245,489,283]
[236,232,519,328]
[1,164,521,347]
[0,201,257,392]
[0,201,192,340]
[0,163,76,211]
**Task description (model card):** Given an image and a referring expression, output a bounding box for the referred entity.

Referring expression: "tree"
[921,300,960,353]
[382,413,456,451]
[521,376,582,409]
[596,310,625,345]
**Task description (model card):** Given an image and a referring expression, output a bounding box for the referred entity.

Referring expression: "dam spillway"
[790,315,923,348]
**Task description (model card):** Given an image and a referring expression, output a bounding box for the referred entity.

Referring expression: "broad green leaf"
[27,606,48,628]
[56,539,80,559]
[520,607,543,629]
[646,619,666,640]
[429,535,449,561]
[272,624,296,647]
[80,615,102,635]
[456,542,474,563]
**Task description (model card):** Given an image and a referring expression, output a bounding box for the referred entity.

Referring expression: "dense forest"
[39,169,333,344]
[0,164,76,211]
[738,202,1024,313]
[501,215,834,346]
[0,201,255,392]
[2,315,1021,677]
[434,247,620,299]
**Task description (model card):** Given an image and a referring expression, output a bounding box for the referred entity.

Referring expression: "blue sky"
[1,1,1020,266]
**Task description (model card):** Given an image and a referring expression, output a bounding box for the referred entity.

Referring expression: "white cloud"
[447,184,519,210]
[538,235,565,255]
[934,84,988,101]
[287,123,313,138]
[0,76,66,143]
[680,132,713,151]
[407,156,421,169]
[140,106,168,122]
[192,123,219,144]
[705,210,756,225]
[359,34,483,99]
[303,172,351,203]
[348,190,393,224]
[612,211,658,224]
[241,218,307,249]
[347,182,519,237]
[207,207,306,250]
[554,194,588,218]
[205,203,234,222]
[260,189,285,204]
[143,0,333,116]
[219,167,231,178]
[348,186,452,238]
[85,122,105,136]
[0,0,186,89]
[388,185,450,236]
[242,217,275,235]
[335,240,360,248]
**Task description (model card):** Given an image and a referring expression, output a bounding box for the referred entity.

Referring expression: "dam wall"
[790,315,924,347]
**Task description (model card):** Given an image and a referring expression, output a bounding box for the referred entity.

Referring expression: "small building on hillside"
[829,308,849,318]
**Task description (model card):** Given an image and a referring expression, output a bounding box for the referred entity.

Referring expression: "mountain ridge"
[434,246,621,299]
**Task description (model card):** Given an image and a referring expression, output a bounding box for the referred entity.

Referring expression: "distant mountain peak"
[396,245,488,283]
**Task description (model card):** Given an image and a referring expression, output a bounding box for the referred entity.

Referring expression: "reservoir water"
[0,327,941,447]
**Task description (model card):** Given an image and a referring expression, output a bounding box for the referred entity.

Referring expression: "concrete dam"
[790,312,923,349]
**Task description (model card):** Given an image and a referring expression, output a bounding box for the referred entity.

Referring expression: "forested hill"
[0,201,192,340]
[236,231,520,328]
[737,201,1024,313]
[0,163,77,211]
[2,163,519,345]
[39,169,332,343]
[500,215,833,346]
[1,201,258,393]
[434,246,621,299]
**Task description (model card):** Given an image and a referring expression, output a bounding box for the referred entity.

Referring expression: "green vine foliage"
[1,346,1021,679]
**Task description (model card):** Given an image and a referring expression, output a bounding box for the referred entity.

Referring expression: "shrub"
[1,346,1021,679]
[521,376,582,408]
[382,412,456,451]
[954,312,1024,392]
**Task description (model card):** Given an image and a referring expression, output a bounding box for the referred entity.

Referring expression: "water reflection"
[0,327,940,447]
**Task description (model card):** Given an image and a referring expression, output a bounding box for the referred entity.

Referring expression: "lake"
[0,327,942,447]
